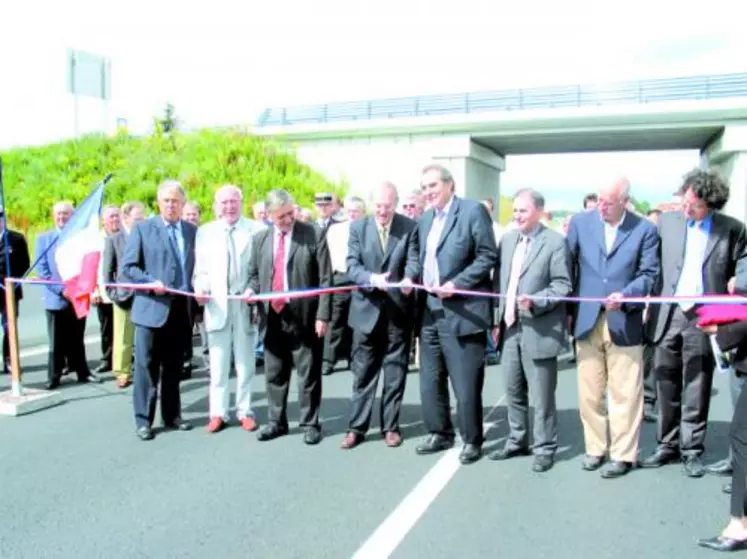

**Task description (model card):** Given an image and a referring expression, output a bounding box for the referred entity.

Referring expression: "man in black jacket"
[0,206,31,375]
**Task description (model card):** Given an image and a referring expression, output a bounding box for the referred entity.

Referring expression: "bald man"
[566,177,659,478]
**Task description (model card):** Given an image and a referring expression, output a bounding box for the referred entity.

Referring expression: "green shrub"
[0,124,346,234]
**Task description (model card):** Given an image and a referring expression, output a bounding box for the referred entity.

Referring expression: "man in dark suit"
[314,192,350,375]
[36,201,99,389]
[103,201,145,388]
[247,189,331,445]
[415,163,499,465]
[488,188,572,472]
[340,182,419,449]
[642,169,747,477]
[121,181,197,441]
[0,205,30,375]
[566,177,660,478]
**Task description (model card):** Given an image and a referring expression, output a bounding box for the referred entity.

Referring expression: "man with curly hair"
[642,168,747,477]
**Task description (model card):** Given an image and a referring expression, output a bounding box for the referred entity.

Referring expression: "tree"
[160,103,178,133]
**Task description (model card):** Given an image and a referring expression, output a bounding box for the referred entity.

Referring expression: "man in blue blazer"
[36,201,98,389]
[121,181,197,441]
[566,177,659,478]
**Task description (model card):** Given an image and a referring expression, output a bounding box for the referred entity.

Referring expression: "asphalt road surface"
[0,346,736,558]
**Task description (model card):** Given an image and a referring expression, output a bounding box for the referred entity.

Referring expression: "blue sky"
[1,0,744,208]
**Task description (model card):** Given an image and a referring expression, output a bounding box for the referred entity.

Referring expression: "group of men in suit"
[24,163,745,481]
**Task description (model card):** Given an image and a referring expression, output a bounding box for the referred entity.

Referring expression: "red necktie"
[271,232,286,313]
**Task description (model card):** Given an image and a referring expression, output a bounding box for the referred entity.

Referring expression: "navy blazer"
[566,210,659,346]
[120,217,197,329]
[35,230,69,311]
[416,197,498,337]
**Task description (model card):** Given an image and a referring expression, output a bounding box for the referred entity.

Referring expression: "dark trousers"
[655,306,715,456]
[419,307,486,446]
[730,375,747,517]
[1,303,18,373]
[46,307,89,382]
[132,299,189,428]
[96,303,113,368]
[264,308,322,428]
[501,325,558,455]
[323,276,351,370]
[643,343,657,408]
[348,313,410,434]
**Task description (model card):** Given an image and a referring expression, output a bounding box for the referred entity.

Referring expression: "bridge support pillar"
[431,139,505,213]
[702,123,747,222]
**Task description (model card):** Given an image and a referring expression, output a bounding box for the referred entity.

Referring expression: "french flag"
[54,179,108,318]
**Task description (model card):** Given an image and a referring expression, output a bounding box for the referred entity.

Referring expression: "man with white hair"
[121,180,198,441]
[36,201,100,388]
[194,185,266,433]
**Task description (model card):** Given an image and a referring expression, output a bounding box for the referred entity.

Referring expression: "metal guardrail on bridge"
[256,72,747,127]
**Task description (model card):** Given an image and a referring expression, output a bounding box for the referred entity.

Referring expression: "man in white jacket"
[194,185,266,433]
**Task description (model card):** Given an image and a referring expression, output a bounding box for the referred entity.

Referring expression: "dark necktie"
[167,223,185,289]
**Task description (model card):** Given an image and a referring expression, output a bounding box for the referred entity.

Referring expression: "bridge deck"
[256,72,747,128]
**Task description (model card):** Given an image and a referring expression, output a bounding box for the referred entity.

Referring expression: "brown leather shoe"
[384,431,402,447]
[340,432,363,449]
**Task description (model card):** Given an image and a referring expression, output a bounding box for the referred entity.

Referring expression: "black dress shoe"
[136,426,154,441]
[45,379,61,390]
[683,455,705,478]
[164,418,193,431]
[415,434,455,455]
[532,454,554,472]
[459,444,482,465]
[488,446,531,461]
[257,423,289,442]
[723,482,732,494]
[94,363,110,374]
[706,458,734,476]
[581,454,605,471]
[600,460,633,479]
[640,448,679,468]
[697,536,747,551]
[303,427,322,445]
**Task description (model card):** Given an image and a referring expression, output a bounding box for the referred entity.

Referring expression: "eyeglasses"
[402,204,415,209]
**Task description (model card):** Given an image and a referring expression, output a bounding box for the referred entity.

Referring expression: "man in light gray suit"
[488,188,572,472]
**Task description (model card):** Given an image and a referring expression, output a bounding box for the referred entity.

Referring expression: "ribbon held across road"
[8,277,747,306]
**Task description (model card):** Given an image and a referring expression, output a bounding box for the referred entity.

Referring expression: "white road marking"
[18,334,101,360]
[351,394,506,559]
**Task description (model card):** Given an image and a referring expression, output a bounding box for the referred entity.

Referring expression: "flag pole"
[24,172,113,279]
[0,157,22,396]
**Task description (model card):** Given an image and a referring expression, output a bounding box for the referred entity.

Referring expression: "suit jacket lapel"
[521,227,545,276]
[436,198,459,251]
[287,224,301,271]
[502,232,519,290]
[672,212,688,266]
[366,217,384,269]
[607,213,634,258]
[420,211,434,261]
[703,213,721,263]
[383,215,401,264]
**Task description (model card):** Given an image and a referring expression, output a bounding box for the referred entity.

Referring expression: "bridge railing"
[256,72,747,127]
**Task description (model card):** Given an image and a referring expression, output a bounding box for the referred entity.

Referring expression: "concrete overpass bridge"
[254,72,747,218]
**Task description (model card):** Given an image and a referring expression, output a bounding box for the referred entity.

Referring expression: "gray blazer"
[493,225,573,359]
[103,229,133,309]
[650,210,747,344]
